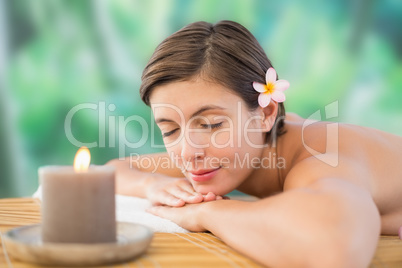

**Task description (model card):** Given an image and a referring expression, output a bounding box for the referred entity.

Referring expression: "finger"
[146,206,182,229]
[146,206,181,227]
[166,187,203,204]
[186,193,204,203]
[176,180,207,203]
[215,195,230,200]
[146,206,169,218]
[151,191,185,207]
[203,192,216,202]
[176,180,198,194]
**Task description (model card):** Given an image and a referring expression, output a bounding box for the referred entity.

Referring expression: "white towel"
[33,186,189,233]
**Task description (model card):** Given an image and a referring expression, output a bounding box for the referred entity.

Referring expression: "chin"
[193,184,233,196]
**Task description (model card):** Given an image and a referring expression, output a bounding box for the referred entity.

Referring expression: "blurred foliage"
[0,0,401,197]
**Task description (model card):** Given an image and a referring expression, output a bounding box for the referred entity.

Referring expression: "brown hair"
[140,20,286,145]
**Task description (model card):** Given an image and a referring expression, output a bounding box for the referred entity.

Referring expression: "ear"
[260,101,278,132]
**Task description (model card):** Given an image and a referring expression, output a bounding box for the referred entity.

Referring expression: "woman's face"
[150,77,267,195]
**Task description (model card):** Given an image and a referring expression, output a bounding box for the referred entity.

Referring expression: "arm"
[107,152,184,198]
[150,177,380,267]
[107,153,222,205]
[203,178,380,267]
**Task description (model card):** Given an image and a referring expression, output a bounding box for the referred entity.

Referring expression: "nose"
[180,130,207,164]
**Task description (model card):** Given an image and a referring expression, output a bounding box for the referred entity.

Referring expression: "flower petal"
[258,93,271,108]
[266,67,277,84]
[252,82,266,93]
[274,80,290,92]
[271,90,286,103]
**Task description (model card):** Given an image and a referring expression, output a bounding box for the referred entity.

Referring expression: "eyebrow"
[155,105,226,124]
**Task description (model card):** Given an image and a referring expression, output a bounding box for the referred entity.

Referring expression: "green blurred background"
[0,0,401,198]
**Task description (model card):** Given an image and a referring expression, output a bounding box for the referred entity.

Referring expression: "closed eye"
[201,122,223,129]
[163,122,223,137]
[162,128,179,137]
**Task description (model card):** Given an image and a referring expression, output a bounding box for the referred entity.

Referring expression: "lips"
[189,168,219,175]
[188,167,221,182]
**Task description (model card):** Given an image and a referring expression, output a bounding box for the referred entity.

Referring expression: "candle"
[39,147,116,243]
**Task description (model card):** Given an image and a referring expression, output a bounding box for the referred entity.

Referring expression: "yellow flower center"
[264,83,275,94]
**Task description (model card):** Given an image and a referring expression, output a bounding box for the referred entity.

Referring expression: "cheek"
[243,132,265,148]
[165,146,183,168]
[211,130,233,147]
[239,119,266,148]
[218,114,263,149]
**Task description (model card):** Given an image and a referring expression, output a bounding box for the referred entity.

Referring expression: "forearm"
[199,178,380,267]
[106,158,179,198]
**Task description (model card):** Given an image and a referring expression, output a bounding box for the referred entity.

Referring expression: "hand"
[145,177,228,207]
[147,202,210,232]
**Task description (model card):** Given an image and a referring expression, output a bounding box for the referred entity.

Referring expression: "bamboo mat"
[1,198,402,268]
[0,198,261,267]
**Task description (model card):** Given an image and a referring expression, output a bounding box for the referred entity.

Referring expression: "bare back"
[282,113,402,234]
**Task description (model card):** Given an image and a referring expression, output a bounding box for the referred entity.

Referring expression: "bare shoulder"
[282,115,402,184]
[283,154,372,193]
[280,114,402,228]
[282,120,402,219]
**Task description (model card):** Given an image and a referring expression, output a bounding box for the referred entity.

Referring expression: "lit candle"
[39,147,116,243]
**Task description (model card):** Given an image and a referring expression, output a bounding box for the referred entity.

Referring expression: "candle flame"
[74,147,91,172]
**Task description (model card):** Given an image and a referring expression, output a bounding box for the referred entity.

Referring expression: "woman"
[108,20,402,267]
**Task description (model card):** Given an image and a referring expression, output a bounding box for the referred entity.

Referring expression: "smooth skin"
[108,77,402,267]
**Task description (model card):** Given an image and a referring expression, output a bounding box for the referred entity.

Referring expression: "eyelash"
[162,122,223,138]
[201,122,223,129]
[163,128,179,137]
